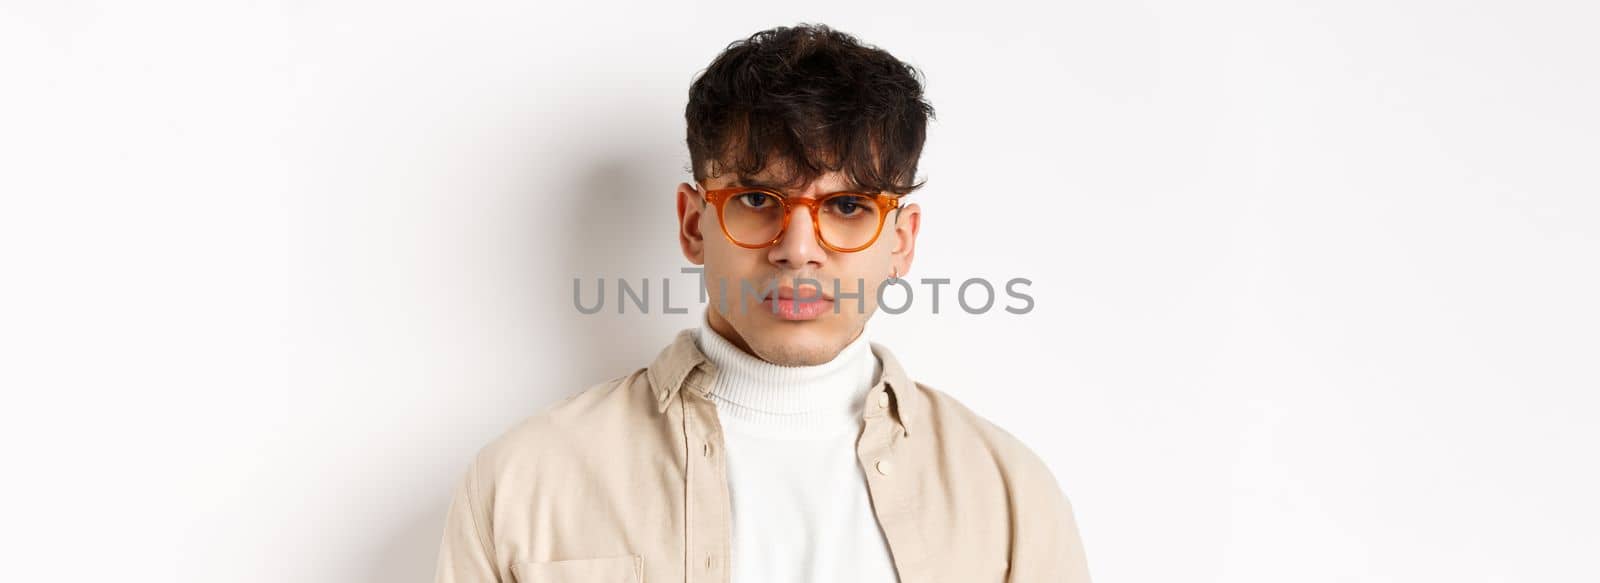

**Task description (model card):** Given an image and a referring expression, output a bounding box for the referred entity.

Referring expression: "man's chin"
[742,320,848,366]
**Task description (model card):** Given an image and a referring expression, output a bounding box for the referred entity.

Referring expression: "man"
[434,23,1091,583]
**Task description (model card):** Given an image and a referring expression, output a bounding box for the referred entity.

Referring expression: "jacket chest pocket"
[510,555,643,583]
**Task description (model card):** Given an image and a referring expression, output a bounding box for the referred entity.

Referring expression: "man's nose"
[768,203,826,269]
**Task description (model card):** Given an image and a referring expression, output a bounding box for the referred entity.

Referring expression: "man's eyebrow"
[730,177,775,188]
[732,176,873,193]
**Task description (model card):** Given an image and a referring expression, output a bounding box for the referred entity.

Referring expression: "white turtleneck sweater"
[693,311,901,583]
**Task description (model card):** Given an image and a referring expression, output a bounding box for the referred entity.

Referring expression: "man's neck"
[694,310,881,438]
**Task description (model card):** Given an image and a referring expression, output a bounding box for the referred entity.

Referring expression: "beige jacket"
[433,328,1092,583]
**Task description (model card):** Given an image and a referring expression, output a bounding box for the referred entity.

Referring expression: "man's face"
[676,167,921,366]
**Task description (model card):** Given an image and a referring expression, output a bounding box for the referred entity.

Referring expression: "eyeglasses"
[697,182,902,253]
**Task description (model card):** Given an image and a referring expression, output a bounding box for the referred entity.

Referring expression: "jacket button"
[703,442,711,457]
[875,459,892,475]
[877,392,890,409]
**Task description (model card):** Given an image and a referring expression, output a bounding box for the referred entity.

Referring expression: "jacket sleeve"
[434,455,501,583]
[1040,481,1092,583]
[1008,451,1093,583]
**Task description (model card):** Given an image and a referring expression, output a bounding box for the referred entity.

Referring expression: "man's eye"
[828,196,871,216]
[735,192,775,208]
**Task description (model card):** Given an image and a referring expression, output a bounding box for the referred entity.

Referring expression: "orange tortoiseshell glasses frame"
[695,182,903,253]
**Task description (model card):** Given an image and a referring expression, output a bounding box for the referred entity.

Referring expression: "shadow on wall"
[369,92,692,583]
[553,155,696,386]
[374,508,454,583]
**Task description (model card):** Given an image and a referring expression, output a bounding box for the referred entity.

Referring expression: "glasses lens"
[720,190,785,245]
[818,194,885,250]
[718,191,888,250]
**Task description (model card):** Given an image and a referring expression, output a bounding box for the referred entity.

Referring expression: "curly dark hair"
[685,23,935,196]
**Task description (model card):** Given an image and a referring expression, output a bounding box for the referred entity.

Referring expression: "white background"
[2,1,1596,582]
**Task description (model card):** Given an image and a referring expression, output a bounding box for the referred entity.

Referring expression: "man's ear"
[677,182,707,265]
[888,202,921,277]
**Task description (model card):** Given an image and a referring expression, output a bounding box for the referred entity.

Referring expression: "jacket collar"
[645,327,922,438]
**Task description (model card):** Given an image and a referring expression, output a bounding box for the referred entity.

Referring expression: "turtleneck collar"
[693,309,881,440]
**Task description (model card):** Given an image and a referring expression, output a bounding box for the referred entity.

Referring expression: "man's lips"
[761,285,834,321]
[767,285,832,302]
